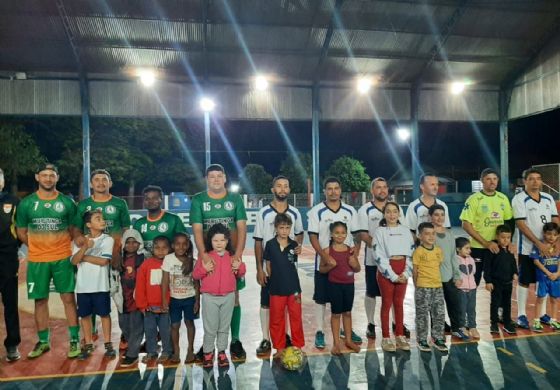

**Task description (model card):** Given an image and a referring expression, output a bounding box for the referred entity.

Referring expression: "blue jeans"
[144,311,172,355]
[118,311,144,358]
[459,289,477,328]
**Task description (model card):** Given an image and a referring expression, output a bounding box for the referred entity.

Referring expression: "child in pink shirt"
[456,237,479,339]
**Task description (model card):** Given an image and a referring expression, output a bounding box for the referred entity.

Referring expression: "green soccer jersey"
[189,191,247,233]
[73,195,131,236]
[15,191,76,262]
[459,190,513,248]
[133,211,187,254]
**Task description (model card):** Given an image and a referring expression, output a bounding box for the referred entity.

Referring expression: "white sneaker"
[381,338,396,352]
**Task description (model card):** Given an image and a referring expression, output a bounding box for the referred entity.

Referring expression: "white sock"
[260,308,270,340]
[517,285,528,317]
[540,296,548,317]
[364,296,376,325]
[316,304,325,333]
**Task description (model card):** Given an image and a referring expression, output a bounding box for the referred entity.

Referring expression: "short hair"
[83,210,103,225]
[420,173,437,185]
[496,225,511,235]
[90,169,111,181]
[480,168,499,179]
[272,175,290,186]
[206,164,225,176]
[417,222,434,233]
[323,177,341,189]
[370,177,387,188]
[522,167,542,180]
[455,237,470,250]
[153,235,171,247]
[142,185,163,197]
[543,222,560,234]
[329,221,347,233]
[428,204,445,216]
[274,213,293,227]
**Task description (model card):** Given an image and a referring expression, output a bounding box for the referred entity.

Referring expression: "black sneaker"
[120,355,138,367]
[6,346,21,362]
[79,344,94,360]
[490,323,500,334]
[366,323,376,339]
[256,339,272,356]
[104,342,117,358]
[230,340,246,361]
[194,346,204,363]
[503,324,517,335]
[285,334,292,347]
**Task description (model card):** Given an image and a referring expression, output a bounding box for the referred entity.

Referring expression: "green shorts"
[236,277,246,291]
[27,258,76,300]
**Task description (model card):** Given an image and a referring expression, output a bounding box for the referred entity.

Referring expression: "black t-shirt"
[264,237,301,296]
[0,192,19,253]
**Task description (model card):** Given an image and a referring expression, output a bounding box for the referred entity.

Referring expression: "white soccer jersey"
[254,204,304,243]
[307,201,358,270]
[405,197,451,231]
[357,201,405,266]
[512,191,558,255]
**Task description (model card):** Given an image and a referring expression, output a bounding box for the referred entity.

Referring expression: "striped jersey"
[405,197,450,231]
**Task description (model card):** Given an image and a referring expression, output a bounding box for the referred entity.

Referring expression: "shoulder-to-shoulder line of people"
[1,164,559,366]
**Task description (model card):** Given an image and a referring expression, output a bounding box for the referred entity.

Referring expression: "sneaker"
[433,339,448,352]
[217,350,229,367]
[256,339,272,356]
[469,328,480,339]
[203,351,214,368]
[517,315,530,329]
[392,323,411,338]
[27,342,50,359]
[503,323,517,334]
[194,346,204,363]
[285,334,292,347]
[395,336,410,351]
[340,329,363,344]
[451,329,470,341]
[490,323,500,334]
[366,323,376,339]
[549,319,560,331]
[78,344,93,360]
[120,355,138,367]
[540,314,552,325]
[229,340,246,360]
[68,341,81,359]
[141,353,158,363]
[417,340,431,352]
[104,343,117,359]
[6,346,21,362]
[381,338,396,352]
[532,319,544,333]
[314,331,326,349]
[157,354,170,364]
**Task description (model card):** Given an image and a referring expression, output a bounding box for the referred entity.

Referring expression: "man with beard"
[405,173,451,234]
[133,185,187,255]
[357,178,404,339]
[253,176,303,356]
[16,163,81,359]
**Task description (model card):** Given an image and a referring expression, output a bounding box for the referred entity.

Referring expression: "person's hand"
[485,283,493,292]
[486,241,499,254]
[231,258,242,273]
[257,269,267,286]
[74,235,87,248]
[203,258,215,273]
[294,244,302,255]
[86,238,94,249]
[537,241,552,257]
[397,274,407,284]
[548,272,557,281]
[328,256,337,268]
[233,253,243,263]
[161,306,168,313]
[513,274,518,281]
[454,279,463,288]
[194,299,200,314]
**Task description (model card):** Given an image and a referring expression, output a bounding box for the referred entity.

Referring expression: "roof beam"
[313,0,344,84]
[55,0,83,73]
[202,0,208,82]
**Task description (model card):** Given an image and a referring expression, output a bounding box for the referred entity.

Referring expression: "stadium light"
[254,75,269,91]
[450,81,466,95]
[199,97,216,112]
[138,69,156,87]
[230,183,240,193]
[356,76,373,95]
[396,127,411,141]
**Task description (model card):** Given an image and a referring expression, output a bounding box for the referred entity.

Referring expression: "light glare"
[397,127,411,141]
[450,81,466,95]
[138,69,155,87]
[357,77,373,95]
[199,97,216,112]
[230,183,240,193]
[254,75,269,91]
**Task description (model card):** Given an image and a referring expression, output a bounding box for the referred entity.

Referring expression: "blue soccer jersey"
[530,247,560,283]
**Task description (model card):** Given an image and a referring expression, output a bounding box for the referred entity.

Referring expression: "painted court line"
[525,362,547,374]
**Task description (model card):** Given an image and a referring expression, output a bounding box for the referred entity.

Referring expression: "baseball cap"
[36,163,58,174]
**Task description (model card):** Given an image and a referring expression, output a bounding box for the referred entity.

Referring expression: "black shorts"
[260,284,270,307]
[313,271,331,304]
[518,254,536,286]
[329,282,355,314]
[77,292,111,318]
[365,265,381,297]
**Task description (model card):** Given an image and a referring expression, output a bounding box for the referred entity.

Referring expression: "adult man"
[405,173,451,233]
[254,175,303,356]
[16,163,81,359]
[190,164,247,360]
[133,185,186,255]
[357,177,405,339]
[308,177,361,349]
[460,168,513,286]
[512,168,559,329]
[0,168,21,361]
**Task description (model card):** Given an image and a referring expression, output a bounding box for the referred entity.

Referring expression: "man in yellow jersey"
[16,164,82,359]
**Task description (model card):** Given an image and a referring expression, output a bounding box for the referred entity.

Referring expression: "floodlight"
[254,75,269,91]
[450,81,466,95]
[230,183,240,193]
[138,69,156,87]
[396,127,411,141]
[199,97,216,112]
[357,76,373,95]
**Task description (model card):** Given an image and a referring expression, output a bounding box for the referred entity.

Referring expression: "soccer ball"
[281,346,305,371]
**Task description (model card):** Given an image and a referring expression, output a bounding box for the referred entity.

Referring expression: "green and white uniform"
[133,211,187,254]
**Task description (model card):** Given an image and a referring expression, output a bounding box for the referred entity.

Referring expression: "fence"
[533,163,560,200]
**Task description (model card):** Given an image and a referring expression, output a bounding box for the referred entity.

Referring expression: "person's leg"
[415,287,429,343]
[393,281,408,337]
[143,312,158,355]
[458,290,467,329]
[218,293,235,353]
[287,294,304,348]
[442,281,461,332]
[330,313,342,355]
[125,311,144,358]
[377,272,395,338]
[170,323,180,359]
[490,283,502,326]
[501,283,513,326]
[118,313,130,343]
[81,316,93,344]
[157,313,173,356]
[471,248,487,287]
[100,315,112,344]
[342,312,359,352]
[260,285,270,341]
[230,290,241,342]
[185,319,196,361]
[364,265,379,327]
[432,289,446,340]
[269,295,287,351]
[34,298,50,338]
[202,294,219,354]
[467,290,477,329]
[517,255,535,324]
[0,257,21,349]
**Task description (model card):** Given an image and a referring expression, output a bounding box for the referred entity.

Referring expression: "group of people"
[0,162,559,368]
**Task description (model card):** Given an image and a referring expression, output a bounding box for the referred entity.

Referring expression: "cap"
[36,163,58,174]
[205,164,225,176]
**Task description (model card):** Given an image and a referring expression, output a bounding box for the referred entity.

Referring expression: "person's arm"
[161,270,170,311]
[318,248,336,274]
[136,264,147,312]
[374,229,399,282]
[254,239,266,285]
[193,278,200,314]
[348,252,361,273]
[16,227,28,246]
[71,245,88,265]
[310,233,332,267]
[483,251,494,291]
[516,220,549,253]
[533,258,553,279]
[234,219,247,260]
[412,264,419,286]
[462,220,499,254]
[82,255,110,266]
[266,259,272,278]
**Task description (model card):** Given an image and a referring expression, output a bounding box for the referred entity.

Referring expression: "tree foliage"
[239,164,273,194]
[325,156,371,192]
[279,153,312,193]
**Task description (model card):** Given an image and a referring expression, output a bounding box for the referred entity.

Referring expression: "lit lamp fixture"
[254,75,269,91]
[357,76,373,95]
[396,127,411,141]
[199,97,216,112]
[450,81,466,95]
[137,69,156,87]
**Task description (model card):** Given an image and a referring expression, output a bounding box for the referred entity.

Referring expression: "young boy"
[413,222,447,352]
[71,210,116,360]
[484,225,517,334]
[530,222,560,332]
[264,213,305,358]
[136,235,173,363]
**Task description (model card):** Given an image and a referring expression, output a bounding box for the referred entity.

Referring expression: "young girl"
[162,232,200,364]
[456,237,479,339]
[320,222,361,355]
[374,202,415,352]
[193,224,246,369]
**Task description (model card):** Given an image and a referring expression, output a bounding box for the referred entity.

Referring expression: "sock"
[315,304,325,333]
[540,296,548,317]
[231,305,241,342]
[91,314,97,334]
[364,296,376,325]
[38,329,50,344]
[260,308,270,340]
[69,325,80,342]
[517,285,528,317]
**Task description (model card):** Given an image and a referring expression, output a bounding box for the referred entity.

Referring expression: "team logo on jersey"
[44,203,51,209]
[53,202,65,212]
[158,222,169,233]
[224,201,234,211]
[215,204,222,209]
[3,204,12,214]
[481,204,489,213]
[149,225,156,231]
[490,212,500,219]
[500,203,505,211]
[105,205,116,214]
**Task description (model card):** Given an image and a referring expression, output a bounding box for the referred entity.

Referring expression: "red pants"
[377,260,408,338]
[269,294,305,349]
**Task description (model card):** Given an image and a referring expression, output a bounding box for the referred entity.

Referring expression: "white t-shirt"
[512,190,558,255]
[357,201,405,266]
[161,253,196,299]
[405,197,451,231]
[373,225,415,282]
[72,234,114,293]
[307,201,358,270]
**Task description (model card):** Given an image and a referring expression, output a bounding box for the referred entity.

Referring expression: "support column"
[80,75,91,198]
[411,83,421,199]
[499,89,511,195]
[312,84,321,205]
[204,111,211,168]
